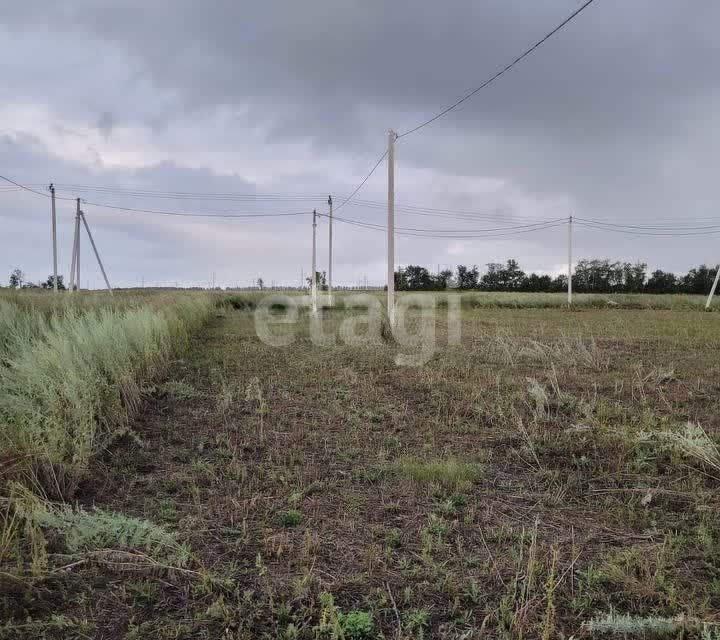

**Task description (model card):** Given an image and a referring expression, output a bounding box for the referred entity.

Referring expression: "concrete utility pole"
[69,198,81,292]
[567,215,573,306]
[80,209,112,294]
[69,221,78,291]
[49,184,58,292]
[328,195,333,306]
[706,265,720,310]
[75,200,81,292]
[311,208,318,314]
[387,129,397,323]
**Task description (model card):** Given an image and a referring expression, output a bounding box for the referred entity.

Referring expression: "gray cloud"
[2,1,720,287]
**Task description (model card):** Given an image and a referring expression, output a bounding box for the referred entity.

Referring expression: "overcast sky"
[1,1,719,288]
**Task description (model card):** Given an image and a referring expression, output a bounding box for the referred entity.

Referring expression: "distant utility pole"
[80,209,113,294]
[387,129,397,323]
[328,194,333,306]
[49,183,58,292]
[311,208,318,313]
[212,272,216,289]
[300,267,304,290]
[567,215,573,306]
[707,264,720,310]
[69,198,81,292]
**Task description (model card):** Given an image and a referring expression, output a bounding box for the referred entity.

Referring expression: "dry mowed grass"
[3,292,720,639]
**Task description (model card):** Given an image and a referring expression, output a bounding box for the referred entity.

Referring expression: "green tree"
[41,275,67,290]
[9,268,24,288]
[645,270,677,294]
[433,269,454,289]
[681,264,716,294]
[456,264,479,290]
[404,265,432,290]
[305,271,327,290]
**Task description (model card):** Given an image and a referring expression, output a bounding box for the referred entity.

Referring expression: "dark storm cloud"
[9,1,718,143]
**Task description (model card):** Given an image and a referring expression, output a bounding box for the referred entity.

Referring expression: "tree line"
[5,268,66,290]
[394,259,719,295]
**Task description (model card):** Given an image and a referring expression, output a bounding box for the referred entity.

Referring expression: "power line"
[341,199,561,223]
[0,175,73,200]
[574,220,720,237]
[333,150,388,212]
[81,200,311,219]
[397,0,597,138]
[323,212,566,233]
[0,175,313,218]
[8,173,720,234]
[40,180,557,220]
[53,184,329,202]
[307,2,596,209]
[576,217,720,231]
[320,212,566,238]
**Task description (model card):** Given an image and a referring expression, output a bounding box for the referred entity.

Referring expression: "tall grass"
[0,296,213,497]
[0,300,46,361]
[218,290,716,312]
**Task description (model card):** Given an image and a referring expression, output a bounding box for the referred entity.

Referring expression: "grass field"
[2,290,720,638]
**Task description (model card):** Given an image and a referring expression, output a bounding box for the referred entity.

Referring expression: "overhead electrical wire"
[1,175,312,218]
[325,213,566,233]
[326,1,597,208]
[6,174,720,236]
[52,184,329,202]
[341,199,561,224]
[574,220,720,237]
[47,181,564,223]
[1,3,606,235]
[0,175,73,200]
[575,217,720,231]
[81,200,311,219]
[397,0,597,138]
[336,221,568,240]
[318,212,567,238]
[333,150,388,213]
